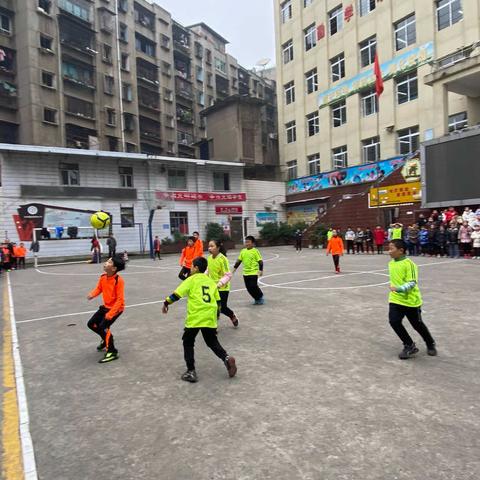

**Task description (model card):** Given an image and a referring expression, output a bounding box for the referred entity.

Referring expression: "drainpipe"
[113,0,126,151]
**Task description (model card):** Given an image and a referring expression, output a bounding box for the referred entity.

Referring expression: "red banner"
[215,205,243,215]
[156,191,246,202]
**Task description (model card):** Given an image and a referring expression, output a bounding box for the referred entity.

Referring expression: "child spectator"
[374,226,386,254]
[446,223,460,258]
[364,227,374,254]
[407,225,419,256]
[345,227,356,254]
[436,225,447,257]
[458,222,473,258]
[233,236,264,305]
[14,242,27,269]
[391,223,403,240]
[326,229,344,274]
[419,226,429,256]
[192,231,204,259]
[87,255,126,363]
[162,256,237,383]
[153,235,161,260]
[355,227,364,254]
[2,243,12,272]
[179,237,196,280]
[427,224,437,256]
[471,225,480,259]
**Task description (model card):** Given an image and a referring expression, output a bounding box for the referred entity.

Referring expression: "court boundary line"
[6,274,38,479]
[18,259,457,325]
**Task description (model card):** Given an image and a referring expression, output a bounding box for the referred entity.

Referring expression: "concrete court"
[5,246,480,480]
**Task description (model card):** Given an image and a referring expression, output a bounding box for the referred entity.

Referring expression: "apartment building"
[0,0,277,160]
[274,0,480,180]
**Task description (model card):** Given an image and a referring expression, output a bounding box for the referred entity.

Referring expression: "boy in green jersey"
[162,256,237,383]
[233,236,264,305]
[388,239,437,360]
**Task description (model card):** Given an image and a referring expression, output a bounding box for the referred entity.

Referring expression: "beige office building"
[274,0,480,180]
[0,0,275,158]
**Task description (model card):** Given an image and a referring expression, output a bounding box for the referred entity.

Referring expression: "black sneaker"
[96,341,106,352]
[398,344,419,360]
[230,314,239,328]
[224,356,237,378]
[427,344,438,356]
[181,370,198,383]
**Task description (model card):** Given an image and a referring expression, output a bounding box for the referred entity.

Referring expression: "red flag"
[374,52,384,98]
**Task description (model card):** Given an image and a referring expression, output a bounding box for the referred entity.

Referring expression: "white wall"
[0,151,245,258]
[244,179,287,237]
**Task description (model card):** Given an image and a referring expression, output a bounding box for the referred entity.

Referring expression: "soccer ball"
[90,211,110,230]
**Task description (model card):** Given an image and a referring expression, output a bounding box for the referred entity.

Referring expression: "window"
[120,206,134,228]
[60,162,79,186]
[359,36,376,68]
[330,53,345,82]
[62,62,94,86]
[135,33,155,56]
[40,35,53,51]
[396,71,418,104]
[362,136,380,163]
[397,126,419,154]
[215,58,226,73]
[161,34,171,49]
[197,92,205,106]
[436,0,463,31]
[120,53,129,71]
[205,49,212,64]
[119,23,128,42]
[448,111,467,132]
[168,169,187,190]
[308,153,321,175]
[304,24,317,51]
[99,11,113,31]
[306,111,320,136]
[58,0,90,21]
[284,81,295,105]
[281,0,292,23]
[102,44,112,63]
[359,0,376,16]
[170,212,188,235]
[43,108,57,124]
[207,73,213,87]
[360,87,378,116]
[119,166,133,187]
[285,121,296,144]
[332,146,348,169]
[122,82,132,101]
[65,96,94,118]
[305,68,318,94]
[331,100,346,127]
[213,172,230,191]
[104,75,114,94]
[118,0,128,13]
[162,61,172,76]
[41,71,55,88]
[304,0,314,7]
[196,66,204,82]
[0,14,11,35]
[106,108,116,126]
[164,88,173,102]
[124,112,135,131]
[329,5,343,36]
[287,160,297,180]
[394,14,416,51]
[38,0,52,14]
[282,40,294,64]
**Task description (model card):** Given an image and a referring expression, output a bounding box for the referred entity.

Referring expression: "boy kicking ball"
[87,255,125,363]
[388,239,437,360]
[163,256,237,383]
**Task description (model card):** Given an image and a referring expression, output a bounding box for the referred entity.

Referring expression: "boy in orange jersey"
[179,236,196,280]
[326,229,344,274]
[14,242,27,269]
[87,255,126,363]
[192,231,204,258]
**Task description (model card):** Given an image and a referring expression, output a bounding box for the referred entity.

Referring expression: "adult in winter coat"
[458,223,473,258]
[345,227,356,254]
[374,226,386,254]
[446,224,460,258]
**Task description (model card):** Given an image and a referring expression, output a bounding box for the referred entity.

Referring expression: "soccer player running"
[233,236,264,305]
[207,239,239,328]
[87,255,126,363]
[388,239,437,360]
[326,229,344,273]
[163,257,237,383]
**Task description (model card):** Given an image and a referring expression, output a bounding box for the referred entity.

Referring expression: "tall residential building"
[274,0,480,180]
[0,0,277,160]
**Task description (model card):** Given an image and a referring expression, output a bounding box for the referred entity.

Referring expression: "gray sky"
[153,0,276,69]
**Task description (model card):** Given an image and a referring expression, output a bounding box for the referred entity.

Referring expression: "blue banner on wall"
[287,156,406,195]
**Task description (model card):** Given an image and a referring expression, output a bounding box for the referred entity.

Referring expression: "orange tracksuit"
[87,273,125,353]
[180,245,196,269]
[193,238,204,258]
[326,236,344,255]
[14,245,27,269]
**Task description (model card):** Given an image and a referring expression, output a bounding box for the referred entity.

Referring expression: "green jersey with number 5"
[174,273,220,328]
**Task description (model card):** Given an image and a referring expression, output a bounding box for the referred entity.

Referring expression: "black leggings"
[295,239,302,251]
[87,306,121,353]
[182,327,227,371]
[178,267,191,280]
[346,240,355,254]
[355,242,364,253]
[243,275,263,301]
[376,244,384,254]
[219,290,234,319]
[17,257,26,269]
[388,303,435,347]
[154,251,161,260]
[332,254,340,269]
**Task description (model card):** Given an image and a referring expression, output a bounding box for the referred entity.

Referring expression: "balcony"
[0,47,16,76]
[136,59,159,86]
[140,117,161,142]
[62,62,95,90]
[138,86,160,111]
[58,0,92,24]
[175,78,193,101]
[177,131,193,145]
[134,4,155,32]
[176,107,193,124]
[0,81,17,110]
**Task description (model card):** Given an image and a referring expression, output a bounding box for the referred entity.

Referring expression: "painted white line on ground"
[7,274,38,479]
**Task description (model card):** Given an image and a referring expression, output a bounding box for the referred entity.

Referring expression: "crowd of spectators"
[331,206,480,259]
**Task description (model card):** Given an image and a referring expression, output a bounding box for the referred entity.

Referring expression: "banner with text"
[156,191,246,202]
